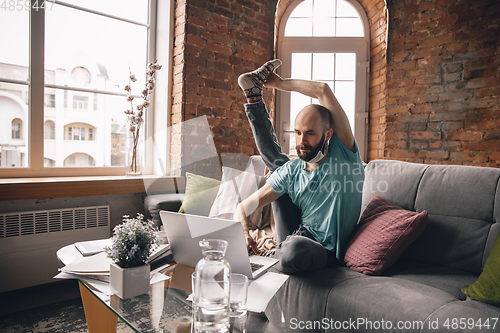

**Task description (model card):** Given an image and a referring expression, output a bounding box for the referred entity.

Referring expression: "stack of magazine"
[59,239,173,283]
[146,243,173,269]
[59,251,112,283]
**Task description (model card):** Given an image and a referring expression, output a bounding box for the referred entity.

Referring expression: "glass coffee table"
[57,243,286,333]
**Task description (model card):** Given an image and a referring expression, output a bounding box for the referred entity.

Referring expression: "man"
[234,60,365,274]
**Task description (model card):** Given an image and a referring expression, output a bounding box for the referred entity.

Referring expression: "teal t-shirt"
[267,132,365,259]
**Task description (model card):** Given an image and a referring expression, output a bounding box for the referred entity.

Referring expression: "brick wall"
[362,0,389,161]
[385,0,500,167]
[171,0,278,176]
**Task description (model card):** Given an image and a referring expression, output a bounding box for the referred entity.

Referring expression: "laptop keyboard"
[250,262,264,272]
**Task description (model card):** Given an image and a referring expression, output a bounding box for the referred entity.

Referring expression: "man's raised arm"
[265,73,356,152]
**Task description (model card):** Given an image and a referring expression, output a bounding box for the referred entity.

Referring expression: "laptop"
[160,210,278,280]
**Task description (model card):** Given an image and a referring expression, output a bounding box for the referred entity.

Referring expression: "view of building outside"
[0,62,128,168]
[0,0,149,169]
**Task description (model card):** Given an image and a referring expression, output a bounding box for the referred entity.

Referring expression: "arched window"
[64,122,95,141]
[64,153,95,167]
[11,118,22,139]
[277,0,370,160]
[44,120,55,140]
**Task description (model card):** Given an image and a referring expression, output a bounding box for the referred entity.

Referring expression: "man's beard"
[296,133,326,162]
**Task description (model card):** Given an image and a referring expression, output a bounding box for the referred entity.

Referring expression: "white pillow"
[209,167,266,229]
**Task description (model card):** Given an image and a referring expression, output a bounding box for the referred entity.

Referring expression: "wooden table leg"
[168,264,195,293]
[79,282,118,333]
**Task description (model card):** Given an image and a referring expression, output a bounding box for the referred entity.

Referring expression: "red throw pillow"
[344,195,428,275]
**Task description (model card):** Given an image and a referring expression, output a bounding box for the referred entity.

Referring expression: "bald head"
[295,104,332,132]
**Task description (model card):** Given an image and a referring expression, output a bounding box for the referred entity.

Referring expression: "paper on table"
[54,271,113,295]
[150,272,170,285]
[54,271,110,283]
[81,278,114,296]
[185,272,288,312]
[60,252,112,274]
[80,273,168,296]
[247,272,289,313]
[74,239,112,256]
[186,272,288,312]
[54,271,170,296]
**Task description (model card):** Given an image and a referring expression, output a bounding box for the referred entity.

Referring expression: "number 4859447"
[1,0,55,11]
[443,318,498,330]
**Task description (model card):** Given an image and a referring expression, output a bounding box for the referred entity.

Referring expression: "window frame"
[276,0,370,161]
[0,0,174,178]
[72,95,89,110]
[67,126,85,141]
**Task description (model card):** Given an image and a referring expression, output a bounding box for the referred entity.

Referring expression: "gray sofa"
[146,158,500,332]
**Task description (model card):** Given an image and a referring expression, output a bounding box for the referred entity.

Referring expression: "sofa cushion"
[483,223,500,269]
[344,195,428,275]
[403,215,491,274]
[425,298,500,331]
[495,175,500,223]
[408,164,500,274]
[178,172,220,216]
[362,160,428,212]
[265,266,365,331]
[209,167,266,229]
[264,266,499,332]
[414,164,500,222]
[461,233,500,306]
[324,274,463,333]
[144,193,184,228]
[384,260,479,301]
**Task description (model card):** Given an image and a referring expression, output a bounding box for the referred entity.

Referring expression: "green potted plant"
[105,213,158,299]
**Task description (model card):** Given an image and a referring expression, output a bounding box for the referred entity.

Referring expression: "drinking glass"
[229,273,249,318]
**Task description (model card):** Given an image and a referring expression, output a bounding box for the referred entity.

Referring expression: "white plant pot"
[110,262,150,299]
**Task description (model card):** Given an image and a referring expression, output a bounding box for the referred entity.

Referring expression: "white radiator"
[0,205,110,293]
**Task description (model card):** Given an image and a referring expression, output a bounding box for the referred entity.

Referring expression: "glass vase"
[126,147,142,176]
[193,239,231,333]
[126,125,143,176]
